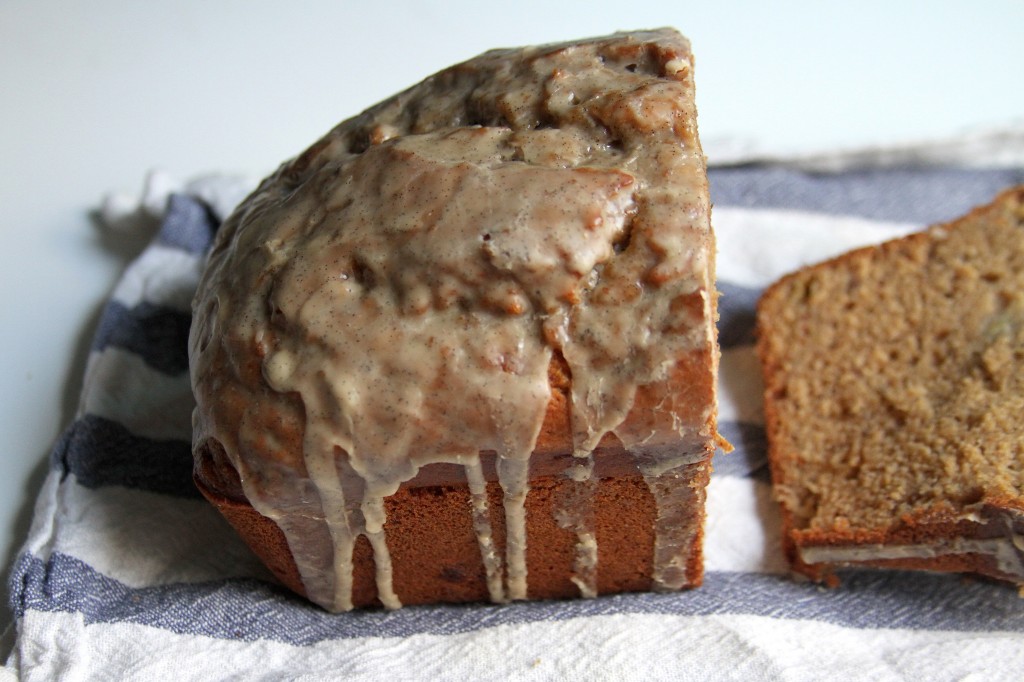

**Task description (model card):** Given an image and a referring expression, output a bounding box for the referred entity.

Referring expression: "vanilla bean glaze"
[189,29,723,612]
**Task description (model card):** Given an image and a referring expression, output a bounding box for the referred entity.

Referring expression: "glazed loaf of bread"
[757,186,1024,586]
[189,29,725,611]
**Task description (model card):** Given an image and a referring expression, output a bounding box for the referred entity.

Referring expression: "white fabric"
[10,609,1024,682]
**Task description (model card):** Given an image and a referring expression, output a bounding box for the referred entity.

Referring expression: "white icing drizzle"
[497,456,532,600]
[636,451,710,590]
[463,458,506,603]
[189,29,720,611]
[361,494,400,610]
[556,454,598,599]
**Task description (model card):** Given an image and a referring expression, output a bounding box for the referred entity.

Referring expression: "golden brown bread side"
[757,186,1024,586]
[190,29,725,611]
[196,453,711,607]
[194,351,715,606]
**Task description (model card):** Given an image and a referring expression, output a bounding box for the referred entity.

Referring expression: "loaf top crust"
[190,28,719,483]
[758,186,1024,541]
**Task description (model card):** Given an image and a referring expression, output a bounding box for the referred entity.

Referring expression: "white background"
[1,0,1022,637]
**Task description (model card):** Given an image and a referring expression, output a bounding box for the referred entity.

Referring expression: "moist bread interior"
[758,187,1024,583]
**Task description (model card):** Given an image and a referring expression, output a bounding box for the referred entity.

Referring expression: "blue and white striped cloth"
[6,139,1024,681]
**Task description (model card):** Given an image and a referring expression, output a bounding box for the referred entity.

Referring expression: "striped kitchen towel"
[6,138,1024,681]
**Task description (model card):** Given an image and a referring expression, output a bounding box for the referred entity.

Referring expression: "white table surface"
[2,0,1022,642]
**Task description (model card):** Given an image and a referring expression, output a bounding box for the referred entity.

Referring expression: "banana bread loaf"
[757,186,1024,586]
[189,28,726,611]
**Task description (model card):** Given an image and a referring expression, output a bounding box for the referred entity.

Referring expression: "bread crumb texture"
[758,187,1024,534]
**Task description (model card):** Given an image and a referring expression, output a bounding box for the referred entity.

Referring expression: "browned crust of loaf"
[197,345,717,495]
[195,454,710,607]
[756,185,1024,586]
[193,291,719,493]
[757,185,1024,322]
[193,249,718,609]
[782,496,1024,586]
[194,347,716,606]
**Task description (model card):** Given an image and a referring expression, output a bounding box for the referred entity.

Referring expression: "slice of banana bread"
[757,186,1024,585]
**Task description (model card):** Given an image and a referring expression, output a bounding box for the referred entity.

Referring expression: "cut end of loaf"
[757,185,1024,585]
